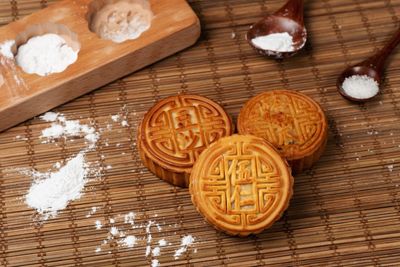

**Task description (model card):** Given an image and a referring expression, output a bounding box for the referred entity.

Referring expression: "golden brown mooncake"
[190,135,293,237]
[237,90,328,174]
[138,94,233,187]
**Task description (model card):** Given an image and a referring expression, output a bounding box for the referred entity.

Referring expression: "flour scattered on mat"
[94,212,198,265]
[40,112,99,148]
[86,206,99,218]
[20,112,106,221]
[174,235,195,259]
[388,165,394,172]
[119,235,137,248]
[40,111,59,122]
[24,152,88,220]
[95,220,103,230]
[0,40,28,89]
[110,105,135,128]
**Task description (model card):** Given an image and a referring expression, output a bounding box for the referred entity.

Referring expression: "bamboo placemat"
[1,0,400,266]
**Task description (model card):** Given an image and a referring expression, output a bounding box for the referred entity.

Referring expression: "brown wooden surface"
[1,0,400,266]
[0,0,200,132]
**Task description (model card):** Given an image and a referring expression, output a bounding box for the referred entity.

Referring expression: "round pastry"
[237,90,328,174]
[190,135,293,237]
[138,94,233,187]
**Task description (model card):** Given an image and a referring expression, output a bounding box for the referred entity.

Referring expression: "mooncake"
[238,90,328,173]
[138,94,233,187]
[190,135,293,236]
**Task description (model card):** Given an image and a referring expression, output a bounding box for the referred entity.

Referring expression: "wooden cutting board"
[0,0,200,132]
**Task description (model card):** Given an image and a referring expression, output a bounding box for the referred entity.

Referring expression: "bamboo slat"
[1,0,400,266]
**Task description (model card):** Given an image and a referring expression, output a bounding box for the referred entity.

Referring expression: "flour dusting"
[40,112,59,122]
[24,153,87,220]
[95,220,103,230]
[119,235,137,248]
[40,112,99,148]
[16,33,78,76]
[93,213,198,265]
[0,40,15,59]
[86,206,99,218]
[174,235,195,259]
[20,112,105,221]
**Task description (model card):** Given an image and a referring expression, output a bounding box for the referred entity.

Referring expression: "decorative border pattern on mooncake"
[190,135,293,236]
[138,94,233,187]
[238,90,328,173]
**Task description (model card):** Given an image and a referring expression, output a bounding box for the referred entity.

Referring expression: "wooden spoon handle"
[368,26,400,72]
[274,0,305,25]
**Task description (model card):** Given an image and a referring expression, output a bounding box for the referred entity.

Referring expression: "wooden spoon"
[246,0,306,59]
[337,26,400,102]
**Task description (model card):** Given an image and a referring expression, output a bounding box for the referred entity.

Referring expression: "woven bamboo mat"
[1,0,400,266]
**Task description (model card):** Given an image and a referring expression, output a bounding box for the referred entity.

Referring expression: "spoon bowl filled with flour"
[247,0,307,58]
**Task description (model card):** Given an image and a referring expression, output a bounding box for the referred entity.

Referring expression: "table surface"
[1,0,400,266]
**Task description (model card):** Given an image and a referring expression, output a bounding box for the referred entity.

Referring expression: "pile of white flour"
[251,32,295,52]
[21,112,101,220]
[0,40,15,59]
[16,33,78,76]
[25,153,87,220]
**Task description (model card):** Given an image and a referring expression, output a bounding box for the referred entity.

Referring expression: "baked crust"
[190,135,293,236]
[238,90,328,173]
[138,94,233,187]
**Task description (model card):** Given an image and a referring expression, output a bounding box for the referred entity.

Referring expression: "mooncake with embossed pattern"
[238,90,328,173]
[190,135,293,236]
[138,95,233,187]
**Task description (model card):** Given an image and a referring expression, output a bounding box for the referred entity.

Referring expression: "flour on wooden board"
[16,33,79,76]
[0,40,28,92]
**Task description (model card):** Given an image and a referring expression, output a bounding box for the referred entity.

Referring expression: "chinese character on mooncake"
[138,94,233,187]
[190,135,293,236]
[238,90,328,173]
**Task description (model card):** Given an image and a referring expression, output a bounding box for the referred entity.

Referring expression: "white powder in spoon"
[16,33,78,76]
[342,75,379,99]
[25,152,87,220]
[251,32,294,52]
